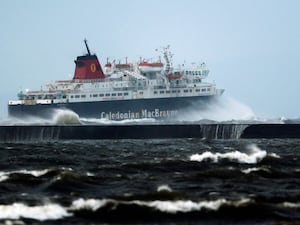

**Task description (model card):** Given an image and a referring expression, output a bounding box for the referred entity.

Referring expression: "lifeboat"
[115,63,131,70]
[138,61,164,73]
[166,71,183,80]
[104,62,112,74]
[104,63,112,68]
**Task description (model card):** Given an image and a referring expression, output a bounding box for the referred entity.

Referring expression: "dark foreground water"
[1,138,300,224]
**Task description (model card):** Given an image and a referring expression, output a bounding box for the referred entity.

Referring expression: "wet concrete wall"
[0,124,300,142]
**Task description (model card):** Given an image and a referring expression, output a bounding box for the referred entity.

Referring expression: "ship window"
[124,92,129,96]
[100,94,104,97]
[75,95,80,98]
[139,91,143,94]
[63,95,67,99]
[190,89,192,92]
[166,90,170,93]
[184,90,188,93]
[81,95,86,98]
[160,91,164,94]
[71,95,74,98]
[105,93,110,97]
[154,91,157,94]
[208,88,211,91]
[177,90,180,93]
[93,94,98,97]
[172,90,177,93]
[196,89,200,92]
[118,93,122,96]
[202,88,206,92]
[112,93,116,96]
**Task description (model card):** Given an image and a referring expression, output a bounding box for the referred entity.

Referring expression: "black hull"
[8,95,217,119]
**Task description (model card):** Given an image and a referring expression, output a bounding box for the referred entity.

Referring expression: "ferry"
[8,40,224,120]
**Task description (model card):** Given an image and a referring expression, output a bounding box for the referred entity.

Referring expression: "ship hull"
[8,95,218,120]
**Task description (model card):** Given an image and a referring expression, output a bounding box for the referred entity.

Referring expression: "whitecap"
[241,167,270,174]
[0,172,9,182]
[70,198,252,214]
[136,199,227,213]
[0,203,71,220]
[190,144,268,164]
[282,202,300,208]
[0,169,49,182]
[70,198,111,211]
[17,169,49,177]
[157,185,172,192]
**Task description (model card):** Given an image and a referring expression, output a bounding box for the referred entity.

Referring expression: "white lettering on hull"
[100,109,178,120]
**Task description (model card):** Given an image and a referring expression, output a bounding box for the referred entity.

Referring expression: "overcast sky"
[1,0,299,119]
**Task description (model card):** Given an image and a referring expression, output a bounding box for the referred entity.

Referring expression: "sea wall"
[0,124,300,142]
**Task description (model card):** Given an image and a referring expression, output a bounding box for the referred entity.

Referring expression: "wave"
[1,109,158,126]
[282,202,300,208]
[190,144,279,164]
[0,197,251,221]
[80,117,157,125]
[241,167,271,174]
[0,167,73,183]
[2,109,81,125]
[0,202,71,220]
[0,169,50,182]
[52,109,81,125]
[1,197,299,221]
[157,184,173,192]
[70,197,252,214]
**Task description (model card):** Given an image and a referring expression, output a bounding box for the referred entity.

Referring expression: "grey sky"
[1,0,299,119]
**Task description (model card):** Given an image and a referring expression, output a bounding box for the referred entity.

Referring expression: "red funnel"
[73,40,105,80]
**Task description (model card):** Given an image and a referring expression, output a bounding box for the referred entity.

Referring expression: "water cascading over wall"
[200,124,249,139]
[1,124,300,142]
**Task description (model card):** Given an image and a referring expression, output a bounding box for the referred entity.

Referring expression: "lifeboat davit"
[138,61,163,73]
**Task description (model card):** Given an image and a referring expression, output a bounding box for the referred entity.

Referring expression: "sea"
[1,98,300,225]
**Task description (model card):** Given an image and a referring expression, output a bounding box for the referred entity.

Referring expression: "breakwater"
[0,123,300,142]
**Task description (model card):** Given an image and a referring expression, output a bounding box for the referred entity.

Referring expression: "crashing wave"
[190,144,277,164]
[0,203,71,220]
[70,197,252,214]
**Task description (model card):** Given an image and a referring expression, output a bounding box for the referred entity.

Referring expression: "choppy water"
[1,138,300,224]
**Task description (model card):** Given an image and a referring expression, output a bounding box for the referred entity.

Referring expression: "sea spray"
[0,109,81,125]
[178,96,256,122]
[52,109,81,125]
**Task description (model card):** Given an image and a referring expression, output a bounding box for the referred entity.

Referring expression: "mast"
[84,39,91,56]
[163,45,172,75]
